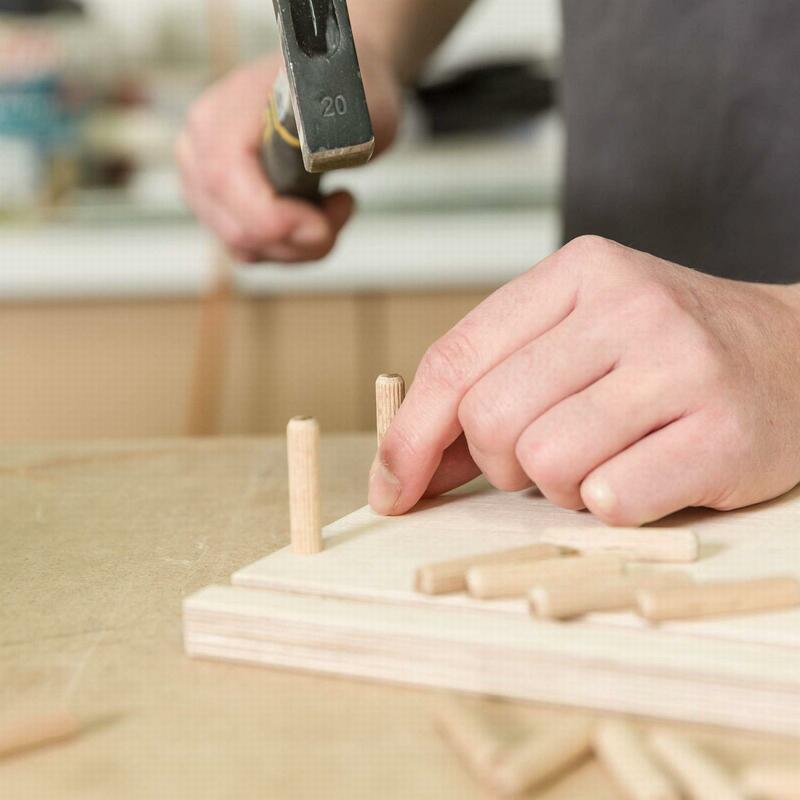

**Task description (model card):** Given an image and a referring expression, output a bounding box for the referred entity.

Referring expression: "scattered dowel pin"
[467,554,624,600]
[433,700,505,783]
[593,720,679,800]
[541,526,699,563]
[648,730,744,800]
[287,416,323,555]
[741,762,800,800]
[0,711,81,759]
[375,373,405,445]
[415,543,562,595]
[530,572,693,620]
[490,719,594,797]
[636,576,800,622]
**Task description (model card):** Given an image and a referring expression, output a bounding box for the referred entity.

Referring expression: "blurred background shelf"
[0,0,564,439]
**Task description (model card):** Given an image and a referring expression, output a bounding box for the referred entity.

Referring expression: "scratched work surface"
[2,437,798,799]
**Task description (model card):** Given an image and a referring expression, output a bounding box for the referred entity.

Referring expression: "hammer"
[262,0,375,202]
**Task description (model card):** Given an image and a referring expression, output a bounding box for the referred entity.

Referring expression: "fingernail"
[290,220,328,247]
[368,458,402,515]
[582,477,617,516]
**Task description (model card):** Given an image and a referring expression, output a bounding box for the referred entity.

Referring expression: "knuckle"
[515,435,573,493]
[262,211,297,243]
[235,229,270,255]
[219,222,249,252]
[559,234,618,268]
[417,329,478,394]
[568,234,616,256]
[230,226,261,252]
[458,389,506,454]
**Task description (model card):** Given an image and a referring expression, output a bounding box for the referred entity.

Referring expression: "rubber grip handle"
[261,87,322,204]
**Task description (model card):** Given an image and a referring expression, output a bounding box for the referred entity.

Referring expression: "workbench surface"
[1,437,795,799]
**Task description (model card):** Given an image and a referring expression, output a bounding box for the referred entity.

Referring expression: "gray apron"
[561,0,800,283]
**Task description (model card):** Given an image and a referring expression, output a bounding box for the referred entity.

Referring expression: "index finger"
[369,249,580,515]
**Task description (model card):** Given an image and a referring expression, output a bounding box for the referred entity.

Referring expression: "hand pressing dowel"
[287,416,322,555]
[0,711,81,760]
[369,236,800,526]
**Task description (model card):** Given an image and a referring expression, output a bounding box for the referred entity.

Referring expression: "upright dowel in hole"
[287,416,323,555]
[375,374,405,445]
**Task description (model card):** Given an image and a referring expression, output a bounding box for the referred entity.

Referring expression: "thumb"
[423,433,482,499]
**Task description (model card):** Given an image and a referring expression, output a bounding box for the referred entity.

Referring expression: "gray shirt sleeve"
[561,0,800,283]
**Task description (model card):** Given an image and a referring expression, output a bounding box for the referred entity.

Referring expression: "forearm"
[348,0,475,85]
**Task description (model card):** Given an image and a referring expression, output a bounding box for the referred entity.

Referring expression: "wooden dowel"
[741,762,800,800]
[648,730,744,800]
[467,554,624,600]
[490,719,593,796]
[529,572,693,620]
[433,700,505,782]
[593,720,679,800]
[416,543,562,595]
[287,416,322,555]
[0,711,80,759]
[636,576,800,622]
[375,374,405,446]
[540,526,699,563]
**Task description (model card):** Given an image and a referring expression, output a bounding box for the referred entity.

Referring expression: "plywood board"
[231,484,800,646]
[184,482,800,735]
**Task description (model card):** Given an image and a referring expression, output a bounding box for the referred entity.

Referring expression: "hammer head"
[272,0,375,173]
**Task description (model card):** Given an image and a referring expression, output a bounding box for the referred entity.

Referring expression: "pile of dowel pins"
[415,526,800,622]
[436,699,800,799]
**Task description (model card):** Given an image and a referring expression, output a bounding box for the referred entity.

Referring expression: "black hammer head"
[272,0,375,173]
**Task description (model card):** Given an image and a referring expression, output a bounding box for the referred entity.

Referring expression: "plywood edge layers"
[183,586,800,737]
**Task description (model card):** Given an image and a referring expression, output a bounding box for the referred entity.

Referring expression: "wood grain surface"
[2,437,798,799]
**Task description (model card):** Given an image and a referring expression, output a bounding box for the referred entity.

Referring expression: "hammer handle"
[261,71,322,203]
